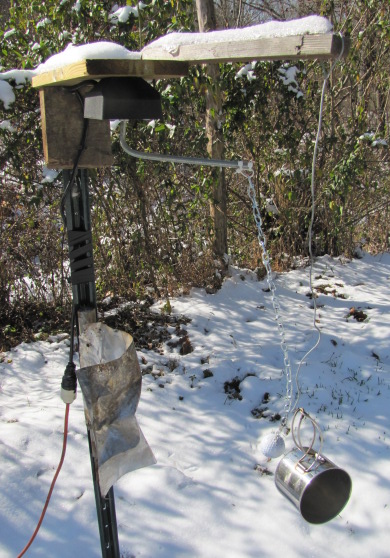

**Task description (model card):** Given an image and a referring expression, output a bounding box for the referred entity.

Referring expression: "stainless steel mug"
[275,446,352,524]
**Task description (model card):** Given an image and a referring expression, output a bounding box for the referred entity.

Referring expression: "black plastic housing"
[83,77,163,121]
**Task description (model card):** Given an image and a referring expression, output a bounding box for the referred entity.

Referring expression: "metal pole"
[63,168,120,558]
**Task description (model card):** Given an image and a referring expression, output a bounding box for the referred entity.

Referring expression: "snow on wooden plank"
[141,33,346,63]
[140,15,347,63]
[32,34,345,89]
[32,17,347,88]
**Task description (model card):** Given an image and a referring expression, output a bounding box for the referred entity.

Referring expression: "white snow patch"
[110,119,122,132]
[4,29,16,39]
[359,132,375,141]
[372,138,387,147]
[359,133,388,147]
[36,18,51,29]
[278,65,303,98]
[109,5,139,23]
[41,167,60,184]
[0,80,15,109]
[165,123,176,138]
[0,119,16,132]
[59,31,72,42]
[235,61,257,81]
[0,68,39,84]
[35,41,141,74]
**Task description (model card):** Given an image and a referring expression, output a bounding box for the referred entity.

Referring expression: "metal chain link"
[242,169,293,430]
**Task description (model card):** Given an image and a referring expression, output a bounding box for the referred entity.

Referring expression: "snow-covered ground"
[1,253,390,557]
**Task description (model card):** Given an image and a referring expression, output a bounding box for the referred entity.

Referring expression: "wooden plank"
[39,86,113,169]
[32,34,348,89]
[32,59,189,88]
[141,33,348,63]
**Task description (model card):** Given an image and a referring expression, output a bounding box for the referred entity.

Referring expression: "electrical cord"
[17,306,78,556]
[60,90,89,228]
[17,85,85,552]
[16,403,70,558]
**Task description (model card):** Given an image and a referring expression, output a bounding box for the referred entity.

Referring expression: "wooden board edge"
[39,89,50,164]
[32,60,90,88]
[45,160,114,170]
[32,59,189,88]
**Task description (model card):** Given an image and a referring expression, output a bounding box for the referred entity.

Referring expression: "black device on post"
[83,77,163,121]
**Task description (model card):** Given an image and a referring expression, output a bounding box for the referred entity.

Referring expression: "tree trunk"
[196,0,228,260]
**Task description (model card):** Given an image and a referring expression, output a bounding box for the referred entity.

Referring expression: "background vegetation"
[0,0,389,349]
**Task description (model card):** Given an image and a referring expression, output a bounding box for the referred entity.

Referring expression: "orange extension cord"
[17,403,70,558]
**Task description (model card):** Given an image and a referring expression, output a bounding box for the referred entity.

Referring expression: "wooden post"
[196,0,228,260]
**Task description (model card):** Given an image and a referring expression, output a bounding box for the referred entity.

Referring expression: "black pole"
[63,168,120,558]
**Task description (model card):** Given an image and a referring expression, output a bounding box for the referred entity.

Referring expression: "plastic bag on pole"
[77,322,155,496]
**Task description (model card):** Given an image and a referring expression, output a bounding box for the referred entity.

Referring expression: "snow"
[41,167,60,184]
[235,62,304,99]
[1,253,390,557]
[110,5,139,23]
[0,119,16,132]
[4,29,16,39]
[235,62,257,81]
[0,80,15,109]
[278,65,304,98]
[110,119,122,132]
[35,41,141,74]
[0,40,142,99]
[36,18,51,29]
[0,68,36,84]
[109,2,147,23]
[142,15,333,55]
[359,133,388,147]
[373,138,388,147]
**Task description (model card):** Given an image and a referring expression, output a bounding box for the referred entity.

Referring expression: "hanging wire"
[291,408,324,471]
[238,35,345,436]
[290,34,345,418]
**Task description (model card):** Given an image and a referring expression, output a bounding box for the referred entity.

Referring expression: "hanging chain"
[236,36,346,437]
[241,168,293,431]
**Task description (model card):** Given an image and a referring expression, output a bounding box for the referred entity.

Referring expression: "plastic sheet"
[77,322,155,496]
